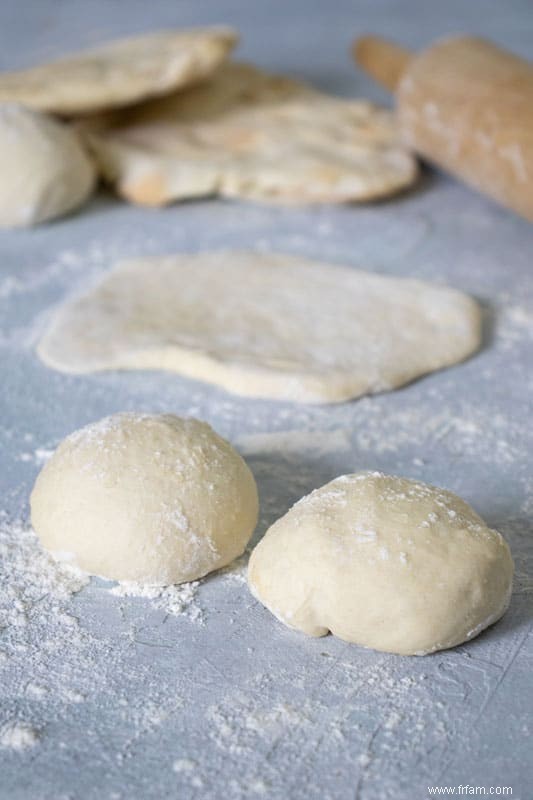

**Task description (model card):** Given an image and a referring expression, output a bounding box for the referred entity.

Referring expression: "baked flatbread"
[0,27,237,115]
[37,251,481,404]
[81,62,418,205]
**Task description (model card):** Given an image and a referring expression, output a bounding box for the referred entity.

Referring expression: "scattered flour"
[236,428,351,458]
[17,447,54,465]
[172,758,204,789]
[496,303,533,351]
[173,757,197,773]
[0,721,39,750]
[25,682,48,699]
[110,580,204,622]
[348,400,529,466]
[0,513,93,746]
[207,692,313,756]
[218,553,248,584]
[0,510,204,765]
[0,242,131,303]
[0,515,89,633]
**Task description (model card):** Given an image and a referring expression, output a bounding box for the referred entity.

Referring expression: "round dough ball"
[0,103,95,227]
[31,413,258,584]
[248,472,513,655]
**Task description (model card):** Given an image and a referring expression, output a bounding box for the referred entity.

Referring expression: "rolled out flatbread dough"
[80,62,418,205]
[37,252,482,404]
[0,27,237,115]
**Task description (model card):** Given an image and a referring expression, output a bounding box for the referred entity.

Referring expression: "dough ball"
[0,104,95,227]
[248,472,513,655]
[31,413,258,584]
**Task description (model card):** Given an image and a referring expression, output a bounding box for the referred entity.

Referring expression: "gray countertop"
[0,2,532,799]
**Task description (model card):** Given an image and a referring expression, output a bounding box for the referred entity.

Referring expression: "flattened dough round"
[30,413,258,584]
[0,28,237,115]
[248,472,514,655]
[80,62,418,205]
[37,251,481,404]
[0,104,95,227]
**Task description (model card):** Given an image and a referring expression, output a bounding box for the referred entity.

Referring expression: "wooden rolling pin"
[353,35,533,221]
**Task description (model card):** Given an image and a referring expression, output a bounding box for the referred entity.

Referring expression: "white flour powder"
[0,721,40,750]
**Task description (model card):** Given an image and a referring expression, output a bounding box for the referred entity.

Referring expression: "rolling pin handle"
[353,36,412,92]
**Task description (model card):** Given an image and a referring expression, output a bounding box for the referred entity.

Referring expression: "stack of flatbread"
[0,25,417,225]
[79,62,417,205]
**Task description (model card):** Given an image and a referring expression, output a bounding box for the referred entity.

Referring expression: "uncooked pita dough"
[0,104,95,228]
[31,413,258,584]
[0,27,237,115]
[37,251,481,404]
[80,62,418,205]
[248,472,514,655]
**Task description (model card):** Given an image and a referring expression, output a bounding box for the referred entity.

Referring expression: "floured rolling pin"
[353,35,533,221]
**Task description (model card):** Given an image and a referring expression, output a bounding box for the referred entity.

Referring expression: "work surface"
[1,2,532,799]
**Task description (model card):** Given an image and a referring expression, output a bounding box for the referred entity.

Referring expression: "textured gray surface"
[0,2,532,799]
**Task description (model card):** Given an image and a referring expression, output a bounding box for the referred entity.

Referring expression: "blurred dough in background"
[0,27,238,115]
[37,251,481,403]
[79,62,418,205]
[0,103,96,228]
